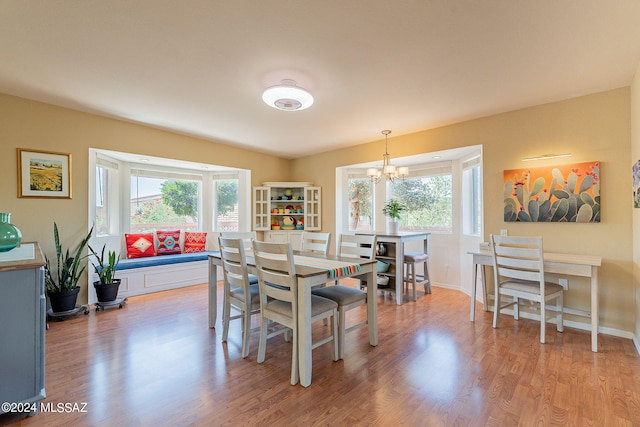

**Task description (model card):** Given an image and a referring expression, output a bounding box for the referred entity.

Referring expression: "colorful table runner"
[257,253,361,279]
[293,255,361,279]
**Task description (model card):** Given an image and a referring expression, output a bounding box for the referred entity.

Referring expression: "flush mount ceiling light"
[262,79,314,111]
[367,130,409,183]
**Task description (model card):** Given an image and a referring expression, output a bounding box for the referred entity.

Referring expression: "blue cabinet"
[0,243,46,416]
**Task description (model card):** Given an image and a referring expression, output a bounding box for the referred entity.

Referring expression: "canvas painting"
[503,161,600,222]
[633,160,640,208]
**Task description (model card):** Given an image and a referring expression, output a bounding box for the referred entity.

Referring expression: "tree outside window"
[348,178,373,231]
[391,175,452,232]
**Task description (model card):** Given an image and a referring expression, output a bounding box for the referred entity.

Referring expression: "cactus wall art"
[503,161,600,222]
[633,160,640,208]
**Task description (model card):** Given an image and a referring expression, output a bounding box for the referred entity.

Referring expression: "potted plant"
[89,244,121,302]
[44,223,94,313]
[382,199,407,234]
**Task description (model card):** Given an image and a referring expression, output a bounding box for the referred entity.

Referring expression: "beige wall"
[0,93,292,303]
[632,64,640,347]
[293,88,633,334]
[1,87,635,334]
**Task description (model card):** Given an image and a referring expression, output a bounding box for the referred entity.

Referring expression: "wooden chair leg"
[540,299,546,344]
[331,310,339,361]
[290,328,298,385]
[241,306,251,358]
[557,293,564,332]
[423,259,431,294]
[222,296,231,342]
[492,293,500,328]
[338,308,346,360]
[257,317,268,363]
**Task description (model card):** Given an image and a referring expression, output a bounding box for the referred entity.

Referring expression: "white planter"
[387,220,399,234]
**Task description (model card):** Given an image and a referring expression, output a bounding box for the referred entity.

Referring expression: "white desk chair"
[218,236,260,358]
[490,234,564,344]
[312,233,376,358]
[252,240,339,385]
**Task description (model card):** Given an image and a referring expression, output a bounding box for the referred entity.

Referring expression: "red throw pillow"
[125,233,156,259]
[184,231,207,253]
[157,230,182,256]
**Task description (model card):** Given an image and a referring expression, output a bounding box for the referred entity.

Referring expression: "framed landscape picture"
[17,149,72,198]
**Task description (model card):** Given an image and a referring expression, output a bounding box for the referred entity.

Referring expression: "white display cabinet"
[253,182,321,244]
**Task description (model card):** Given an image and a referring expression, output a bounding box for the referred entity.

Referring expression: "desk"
[468,249,602,352]
[209,251,377,387]
[357,231,430,305]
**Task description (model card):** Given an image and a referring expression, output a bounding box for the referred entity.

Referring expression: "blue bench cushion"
[116,251,220,271]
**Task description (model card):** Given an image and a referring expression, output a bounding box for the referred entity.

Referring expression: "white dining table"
[468,249,602,352]
[208,251,377,387]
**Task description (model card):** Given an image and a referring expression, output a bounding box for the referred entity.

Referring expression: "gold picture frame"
[17,149,72,199]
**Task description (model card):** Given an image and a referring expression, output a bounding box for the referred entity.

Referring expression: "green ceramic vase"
[0,212,22,252]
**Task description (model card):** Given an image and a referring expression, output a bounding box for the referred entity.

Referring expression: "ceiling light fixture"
[521,153,572,162]
[262,79,314,111]
[367,130,409,183]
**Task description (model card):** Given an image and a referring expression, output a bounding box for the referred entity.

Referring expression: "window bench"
[91,251,220,302]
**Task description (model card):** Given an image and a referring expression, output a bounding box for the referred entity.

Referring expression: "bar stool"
[403,251,431,300]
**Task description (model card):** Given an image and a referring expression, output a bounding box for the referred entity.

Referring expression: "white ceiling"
[2,1,640,159]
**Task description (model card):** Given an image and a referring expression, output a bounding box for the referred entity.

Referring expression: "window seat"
[116,251,220,270]
[91,251,221,303]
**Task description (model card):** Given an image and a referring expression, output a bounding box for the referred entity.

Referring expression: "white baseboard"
[440,284,636,342]
[633,335,640,355]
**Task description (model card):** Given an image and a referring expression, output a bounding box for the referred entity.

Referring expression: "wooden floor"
[3,282,640,427]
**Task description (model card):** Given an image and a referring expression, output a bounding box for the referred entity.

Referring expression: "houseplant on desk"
[89,244,121,302]
[382,199,407,234]
[44,223,93,313]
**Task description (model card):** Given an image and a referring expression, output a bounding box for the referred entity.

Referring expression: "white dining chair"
[300,231,331,255]
[220,231,256,251]
[252,240,339,385]
[221,231,258,284]
[490,234,564,344]
[311,233,376,358]
[218,236,261,358]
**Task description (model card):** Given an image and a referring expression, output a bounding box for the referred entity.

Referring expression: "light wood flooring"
[2,281,640,427]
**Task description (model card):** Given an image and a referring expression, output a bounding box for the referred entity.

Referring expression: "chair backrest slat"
[300,231,331,255]
[490,234,545,286]
[218,236,251,293]
[338,234,377,260]
[252,240,297,305]
[220,231,256,252]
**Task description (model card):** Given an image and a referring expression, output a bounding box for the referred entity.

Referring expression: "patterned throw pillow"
[184,231,207,253]
[125,233,156,259]
[156,230,182,256]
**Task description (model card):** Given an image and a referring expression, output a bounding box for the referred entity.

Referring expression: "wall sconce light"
[521,153,572,162]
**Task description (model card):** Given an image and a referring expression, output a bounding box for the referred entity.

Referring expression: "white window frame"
[88,148,251,254]
[462,153,482,237]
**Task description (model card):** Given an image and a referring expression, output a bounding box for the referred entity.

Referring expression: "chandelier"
[367,130,409,183]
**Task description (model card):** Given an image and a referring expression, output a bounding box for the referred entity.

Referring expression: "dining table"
[208,249,378,387]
